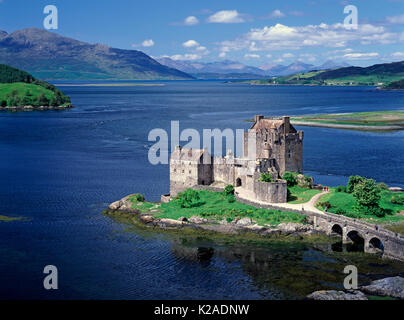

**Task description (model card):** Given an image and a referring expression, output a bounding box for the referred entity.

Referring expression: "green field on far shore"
[290,111,404,130]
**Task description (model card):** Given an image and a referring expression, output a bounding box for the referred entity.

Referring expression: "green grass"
[287,186,321,204]
[0,82,70,107]
[132,190,307,227]
[315,188,404,222]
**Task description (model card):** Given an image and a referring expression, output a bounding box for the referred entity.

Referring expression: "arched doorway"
[346,230,365,252]
[236,178,242,187]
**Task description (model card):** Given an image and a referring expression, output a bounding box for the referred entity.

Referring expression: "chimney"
[254,115,264,123]
[282,116,290,134]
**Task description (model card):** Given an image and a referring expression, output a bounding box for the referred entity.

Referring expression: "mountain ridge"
[0,28,194,80]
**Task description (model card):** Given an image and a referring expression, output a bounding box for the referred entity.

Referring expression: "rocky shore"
[107,194,320,237]
[0,104,74,111]
[307,276,404,300]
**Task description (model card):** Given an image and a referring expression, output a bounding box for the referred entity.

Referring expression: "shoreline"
[0,104,74,111]
[105,194,322,238]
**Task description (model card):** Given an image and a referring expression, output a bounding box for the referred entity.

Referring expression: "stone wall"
[253,179,288,203]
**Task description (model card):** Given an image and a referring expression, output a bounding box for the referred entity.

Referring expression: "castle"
[169,115,304,204]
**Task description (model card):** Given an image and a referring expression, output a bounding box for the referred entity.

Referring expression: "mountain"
[0,28,194,80]
[156,58,268,77]
[157,57,352,79]
[0,63,72,109]
[256,60,404,86]
[317,60,350,70]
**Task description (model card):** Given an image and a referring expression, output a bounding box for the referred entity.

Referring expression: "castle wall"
[253,179,287,203]
[170,160,199,197]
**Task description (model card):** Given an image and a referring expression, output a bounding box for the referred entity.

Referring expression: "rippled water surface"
[0,81,403,299]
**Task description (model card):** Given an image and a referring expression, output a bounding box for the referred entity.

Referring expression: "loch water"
[0,81,403,299]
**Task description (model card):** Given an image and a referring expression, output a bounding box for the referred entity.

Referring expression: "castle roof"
[170,147,210,162]
[250,115,297,133]
[250,118,284,130]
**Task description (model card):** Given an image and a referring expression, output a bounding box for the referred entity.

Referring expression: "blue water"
[0,81,403,299]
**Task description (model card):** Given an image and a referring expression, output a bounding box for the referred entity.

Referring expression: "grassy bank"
[128,190,307,227]
[288,185,321,204]
[315,188,404,223]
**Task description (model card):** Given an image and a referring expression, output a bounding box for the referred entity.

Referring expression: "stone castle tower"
[244,115,304,177]
[168,115,304,203]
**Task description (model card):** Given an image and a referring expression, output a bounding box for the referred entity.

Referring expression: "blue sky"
[1,0,404,67]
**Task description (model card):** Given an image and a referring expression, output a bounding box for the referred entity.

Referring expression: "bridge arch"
[346,230,365,251]
[331,224,343,236]
[368,237,384,253]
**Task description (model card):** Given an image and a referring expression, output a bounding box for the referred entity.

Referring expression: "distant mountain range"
[156,57,351,78]
[0,28,194,80]
[247,60,404,87]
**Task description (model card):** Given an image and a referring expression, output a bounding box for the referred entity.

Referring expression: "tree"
[37,93,49,106]
[283,171,297,187]
[177,189,203,208]
[352,178,384,217]
[347,175,365,193]
[224,185,235,196]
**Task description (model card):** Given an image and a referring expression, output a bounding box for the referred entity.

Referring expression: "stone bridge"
[234,194,404,262]
[308,210,404,261]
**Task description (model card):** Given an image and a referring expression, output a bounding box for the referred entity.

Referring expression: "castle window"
[189,170,191,174]
[288,151,291,158]
[182,170,184,174]
[174,169,177,173]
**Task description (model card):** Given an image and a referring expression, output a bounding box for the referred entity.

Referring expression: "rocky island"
[106,116,404,262]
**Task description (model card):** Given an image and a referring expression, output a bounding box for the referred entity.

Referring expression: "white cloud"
[196,46,207,51]
[219,22,398,52]
[265,54,272,58]
[184,16,199,26]
[207,10,245,23]
[387,14,404,24]
[244,53,260,59]
[219,52,226,58]
[170,54,201,61]
[391,51,404,58]
[282,53,294,58]
[269,10,285,18]
[142,39,154,47]
[343,52,379,59]
[183,40,199,48]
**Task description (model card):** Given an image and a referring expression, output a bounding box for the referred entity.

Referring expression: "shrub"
[224,184,235,196]
[226,194,236,203]
[177,189,203,208]
[318,201,332,210]
[283,171,298,187]
[0,100,6,107]
[335,208,347,215]
[336,185,346,193]
[347,175,366,193]
[391,194,404,205]
[132,193,145,202]
[259,173,273,183]
[353,178,385,217]
[377,182,388,190]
